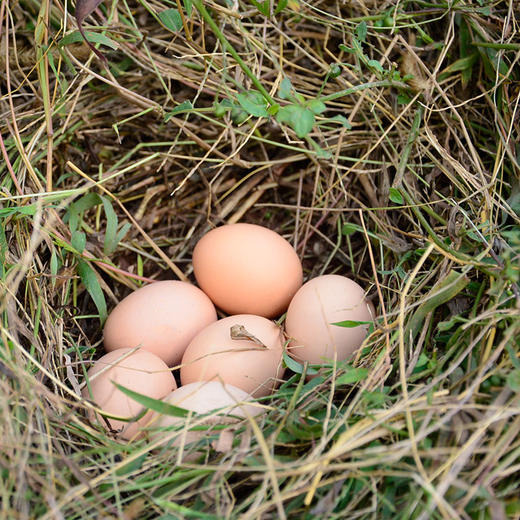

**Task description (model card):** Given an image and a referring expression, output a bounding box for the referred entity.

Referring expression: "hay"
[1,0,519,517]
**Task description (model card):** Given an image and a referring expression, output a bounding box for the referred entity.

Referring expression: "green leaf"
[342,222,360,236]
[332,319,372,328]
[339,44,356,54]
[77,259,107,323]
[112,382,189,417]
[183,0,193,16]
[68,212,79,235]
[60,30,118,50]
[362,389,386,407]
[481,47,509,77]
[307,99,326,115]
[0,221,7,261]
[277,104,315,137]
[437,315,463,332]
[507,370,520,393]
[293,108,315,138]
[66,193,102,234]
[50,250,59,277]
[50,249,60,289]
[440,54,478,77]
[415,353,430,367]
[231,107,248,125]
[355,21,367,42]
[506,342,520,369]
[71,230,86,254]
[164,101,194,121]
[283,351,318,375]
[115,222,131,246]
[75,193,103,212]
[459,19,472,88]
[328,114,352,129]
[267,103,280,116]
[101,196,118,256]
[389,187,403,204]
[335,367,368,385]
[249,0,269,16]
[405,271,469,342]
[236,90,269,117]
[309,138,332,159]
[213,99,235,118]
[158,8,183,32]
[275,104,300,125]
[367,59,384,73]
[0,204,38,218]
[66,193,102,235]
[397,93,411,105]
[115,454,147,476]
[137,254,144,278]
[274,0,288,15]
[278,78,293,100]
[505,183,520,219]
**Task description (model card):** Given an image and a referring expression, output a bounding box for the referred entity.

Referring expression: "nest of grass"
[1,0,520,518]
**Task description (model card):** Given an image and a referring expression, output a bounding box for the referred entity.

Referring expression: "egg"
[192,223,303,318]
[81,348,176,439]
[285,275,374,365]
[103,280,217,366]
[180,314,285,397]
[150,381,261,453]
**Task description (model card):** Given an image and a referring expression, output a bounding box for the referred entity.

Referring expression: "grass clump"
[1,0,519,518]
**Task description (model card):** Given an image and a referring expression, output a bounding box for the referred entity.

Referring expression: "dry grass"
[1,0,520,518]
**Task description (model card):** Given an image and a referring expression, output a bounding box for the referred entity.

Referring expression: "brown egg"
[104,280,217,366]
[180,314,285,397]
[192,223,303,318]
[150,382,262,454]
[81,348,176,439]
[285,275,374,365]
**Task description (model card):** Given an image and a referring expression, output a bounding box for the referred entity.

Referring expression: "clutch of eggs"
[83,223,374,442]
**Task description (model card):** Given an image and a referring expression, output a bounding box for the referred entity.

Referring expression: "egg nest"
[1,0,519,518]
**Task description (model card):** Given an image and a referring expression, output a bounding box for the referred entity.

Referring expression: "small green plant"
[249,0,288,17]
[60,193,130,323]
[339,21,406,82]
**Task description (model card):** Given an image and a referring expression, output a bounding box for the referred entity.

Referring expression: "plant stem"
[320,80,408,102]
[190,0,276,106]
[472,42,520,51]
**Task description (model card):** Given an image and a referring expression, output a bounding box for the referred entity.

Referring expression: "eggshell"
[285,275,374,364]
[192,223,303,318]
[180,314,285,397]
[104,280,217,366]
[82,348,176,440]
[151,382,262,452]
